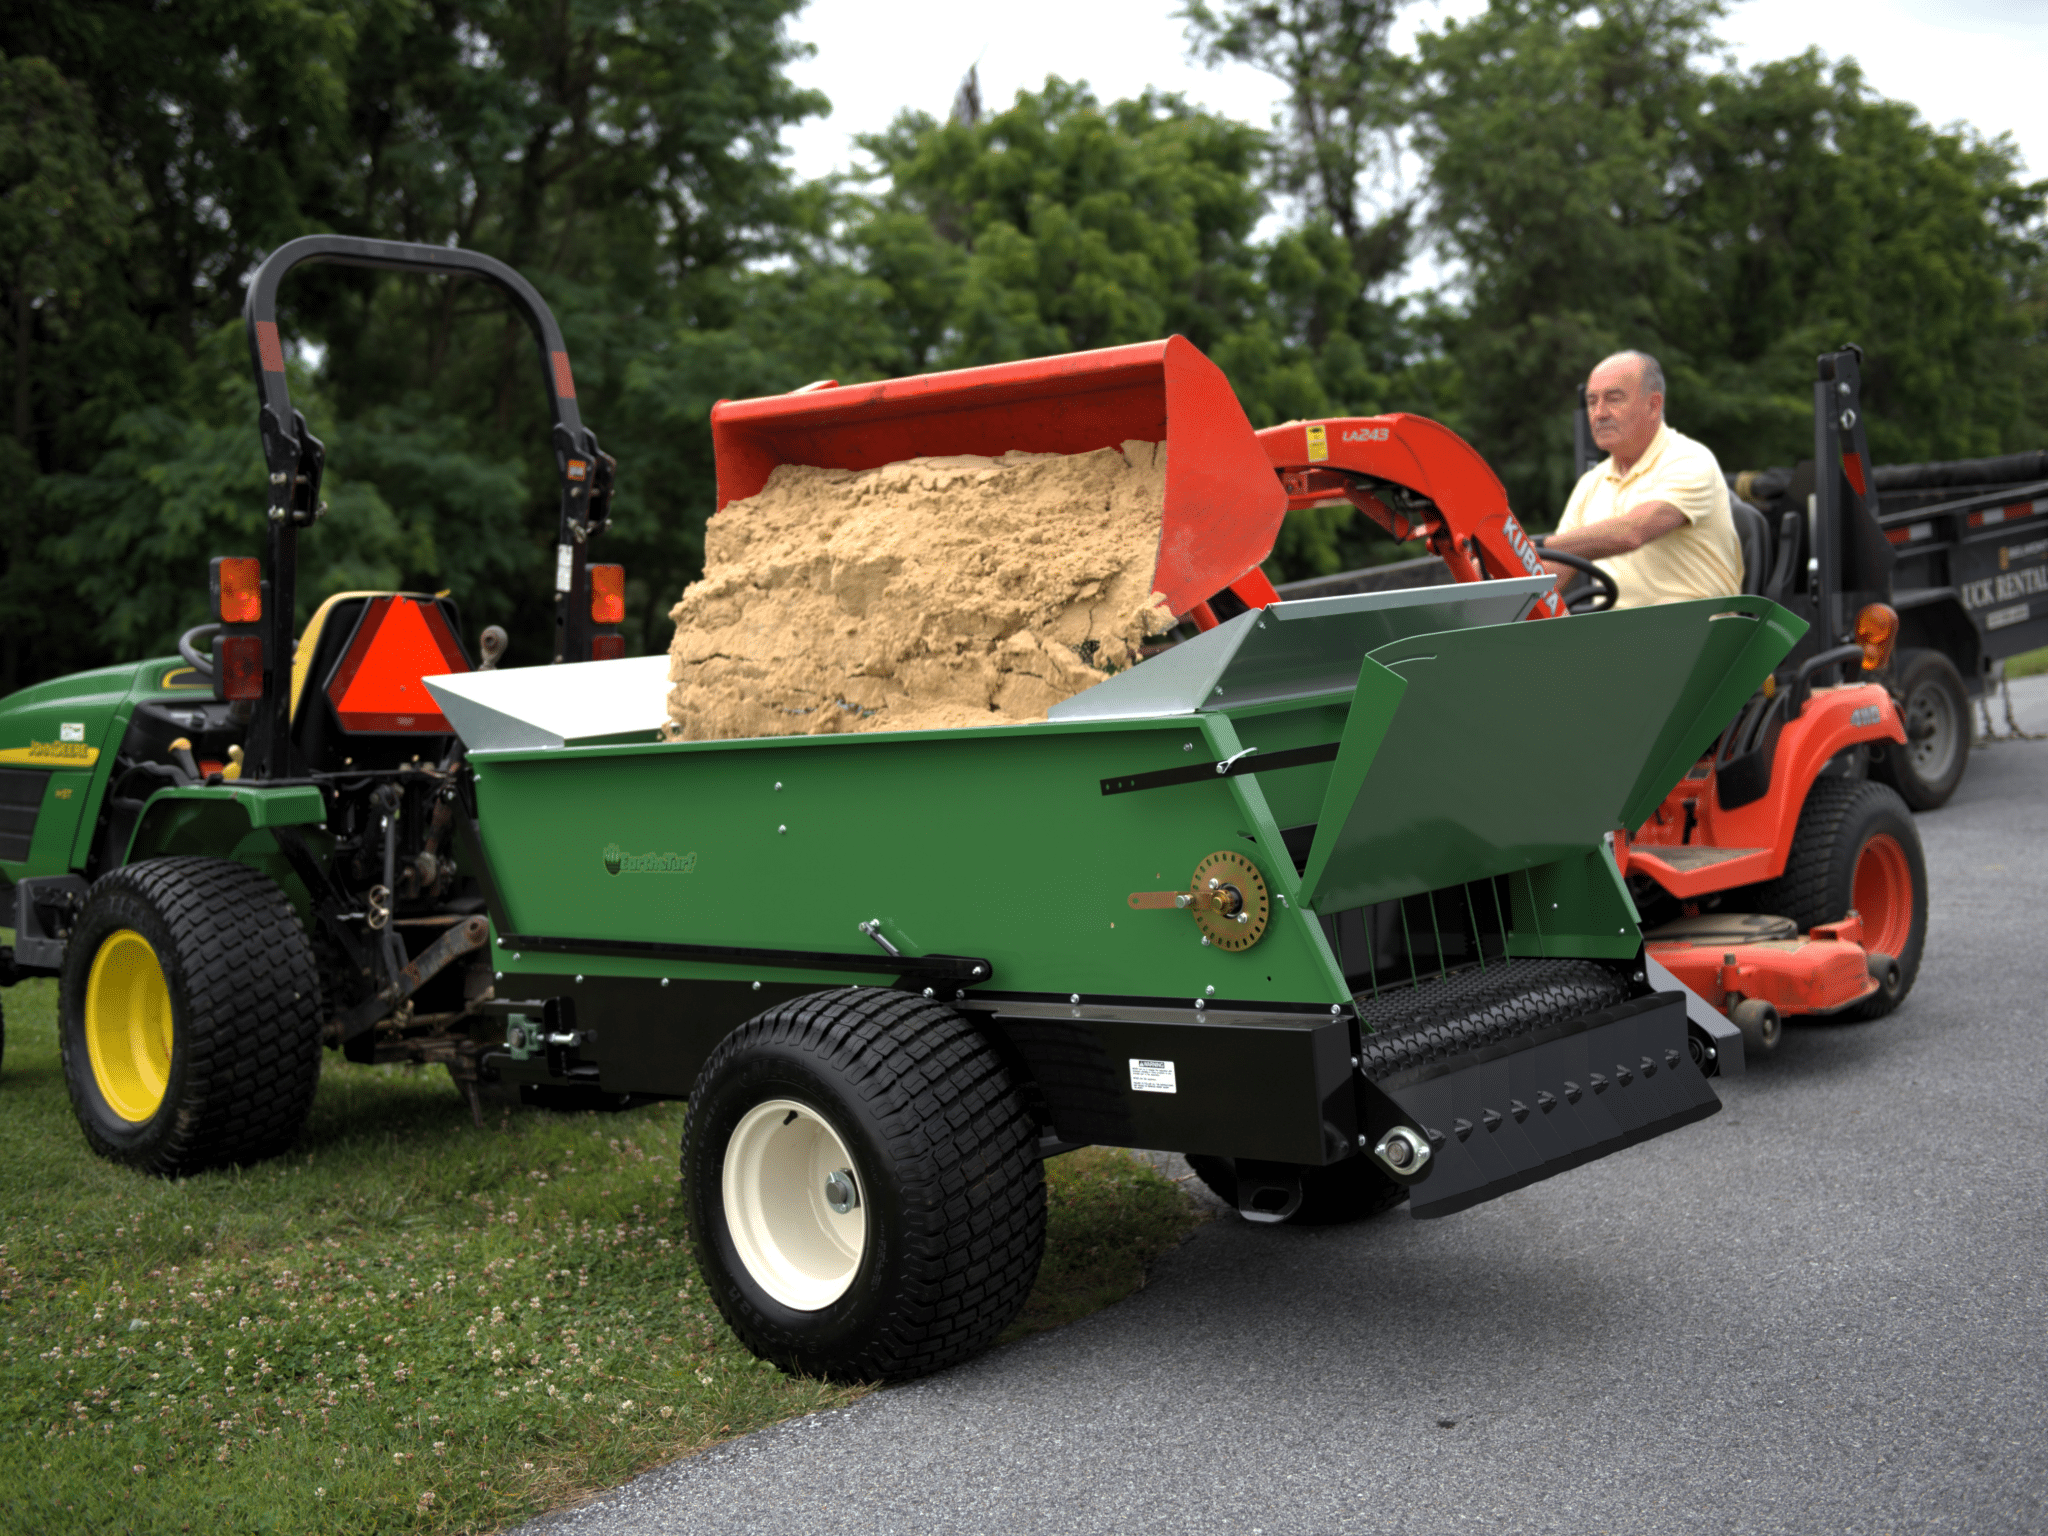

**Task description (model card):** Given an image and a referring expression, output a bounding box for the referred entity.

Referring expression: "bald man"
[1543,351,1742,609]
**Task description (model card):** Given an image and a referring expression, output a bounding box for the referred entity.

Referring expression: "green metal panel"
[475,714,1351,1009]
[126,783,328,846]
[0,658,147,880]
[1299,597,1800,914]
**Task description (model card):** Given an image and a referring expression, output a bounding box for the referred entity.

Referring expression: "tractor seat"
[289,591,472,769]
[1729,497,1772,596]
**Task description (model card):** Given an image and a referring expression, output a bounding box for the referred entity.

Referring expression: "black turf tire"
[1744,779,1927,1020]
[681,987,1046,1381]
[58,858,323,1175]
[1872,649,1970,811]
[1186,1153,1407,1225]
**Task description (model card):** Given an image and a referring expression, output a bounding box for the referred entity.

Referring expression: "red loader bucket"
[708,337,1288,618]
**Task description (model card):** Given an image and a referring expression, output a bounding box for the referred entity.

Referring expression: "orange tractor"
[1249,350,1923,1064]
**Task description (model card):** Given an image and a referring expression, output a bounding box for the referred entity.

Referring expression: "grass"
[0,977,1201,1534]
[2003,646,2048,680]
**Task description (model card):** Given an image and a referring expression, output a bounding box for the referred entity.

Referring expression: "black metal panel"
[486,971,818,1097]
[987,1008,1355,1166]
[0,768,47,863]
[1375,993,1718,1219]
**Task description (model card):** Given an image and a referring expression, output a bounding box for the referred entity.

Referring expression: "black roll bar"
[239,235,616,776]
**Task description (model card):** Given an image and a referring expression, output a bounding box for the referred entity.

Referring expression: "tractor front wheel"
[58,858,322,1176]
[682,987,1045,1380]
[1747,779,1927,1021]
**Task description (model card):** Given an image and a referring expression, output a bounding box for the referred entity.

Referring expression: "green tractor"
[0,236,622,1172]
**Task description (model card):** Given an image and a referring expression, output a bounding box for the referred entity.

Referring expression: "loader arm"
[1257,416,1568,621]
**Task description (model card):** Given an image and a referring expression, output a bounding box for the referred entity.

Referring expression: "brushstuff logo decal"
[603,842,697,876]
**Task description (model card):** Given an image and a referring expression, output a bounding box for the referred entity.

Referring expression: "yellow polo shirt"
[1557,422,1742,608]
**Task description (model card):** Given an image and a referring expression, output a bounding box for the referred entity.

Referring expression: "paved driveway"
[529,678,2048,1536]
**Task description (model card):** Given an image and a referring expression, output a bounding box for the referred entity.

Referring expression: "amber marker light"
[589,564,625,625]
[210,556,263,624]
[1855,602,1899,671]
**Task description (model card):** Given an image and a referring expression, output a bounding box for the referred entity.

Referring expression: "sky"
[778,0,2048,283]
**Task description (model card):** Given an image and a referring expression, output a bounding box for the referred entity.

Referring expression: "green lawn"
[2005,646,2048,680]
[0,977,1200,1534]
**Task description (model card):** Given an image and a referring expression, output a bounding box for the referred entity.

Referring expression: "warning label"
[1129,1058,1177,1094]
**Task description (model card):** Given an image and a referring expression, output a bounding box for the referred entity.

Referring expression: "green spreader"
[429,578,1796,1377]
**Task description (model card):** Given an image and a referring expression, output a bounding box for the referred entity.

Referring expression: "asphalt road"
[529,677,2048,1536]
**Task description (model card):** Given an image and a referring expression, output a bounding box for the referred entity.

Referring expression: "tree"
[1409,0,2048,523]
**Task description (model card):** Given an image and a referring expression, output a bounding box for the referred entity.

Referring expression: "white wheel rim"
[722,1098,867,1311]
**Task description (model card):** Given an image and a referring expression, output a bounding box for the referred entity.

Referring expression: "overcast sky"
[779,0,2048,282]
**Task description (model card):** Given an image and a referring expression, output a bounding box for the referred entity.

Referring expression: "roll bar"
[239,235,617,774]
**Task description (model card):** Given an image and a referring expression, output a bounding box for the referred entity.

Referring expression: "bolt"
[1204,985,1215,997]
[512,953,521,962]
[774,781,783,791]
[1201,935,1212,947]
[822,1169,860,1215]
[1330,1005,1341,1015]
[1070,994,1081,1005]
[1183,742,1194,752]
[1194,998,1206,1010]
[495,971,504,981]
[923,987,935,999]
[1357,1134,1371,1150]
[751,980,762,991]
[497,938,505,947]
[661,978,670,988]
[574,975,583,984]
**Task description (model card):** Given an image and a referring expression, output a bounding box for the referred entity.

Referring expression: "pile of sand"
[664,442,1177,740]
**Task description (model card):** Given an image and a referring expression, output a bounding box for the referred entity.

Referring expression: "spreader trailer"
[430,546,1794,1380]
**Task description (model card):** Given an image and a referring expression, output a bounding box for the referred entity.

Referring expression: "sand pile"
[665,442,1177,739]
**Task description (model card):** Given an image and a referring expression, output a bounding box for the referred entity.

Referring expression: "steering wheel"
[178,622,221,676]
[1534,546,1619,614]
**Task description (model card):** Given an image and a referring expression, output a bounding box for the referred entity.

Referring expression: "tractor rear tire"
[1872,649,1970,810]
[1745,779,1927,1020]
[58,858,323,1176]
[682,987,1045,1381]
[1186,1153,1407,1225]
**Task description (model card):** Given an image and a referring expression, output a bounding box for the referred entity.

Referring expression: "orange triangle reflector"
[327,596,470,732]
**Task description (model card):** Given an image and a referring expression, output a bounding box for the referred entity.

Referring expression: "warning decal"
[1129,1058,1178,1094]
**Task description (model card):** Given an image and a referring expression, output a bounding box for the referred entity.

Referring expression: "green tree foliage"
[2,0,2044,689]
[1411,0,2048,522]
[0,0,823,687]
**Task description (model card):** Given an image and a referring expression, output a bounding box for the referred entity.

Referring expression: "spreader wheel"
[682,987,1045,1380]
[1746,779,1927,1021]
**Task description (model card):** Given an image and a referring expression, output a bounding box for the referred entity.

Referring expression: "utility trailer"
[2,236,1803,1381]
[1732,443,2048,806]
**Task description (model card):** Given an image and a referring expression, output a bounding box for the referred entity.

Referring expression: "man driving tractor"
[1542,350,1743,608]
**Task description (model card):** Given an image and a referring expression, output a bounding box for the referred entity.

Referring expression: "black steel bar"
[496,932,994,985]
[1100,740,1341,796]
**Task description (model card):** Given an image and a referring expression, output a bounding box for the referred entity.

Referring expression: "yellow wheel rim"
[84,929,175,1122]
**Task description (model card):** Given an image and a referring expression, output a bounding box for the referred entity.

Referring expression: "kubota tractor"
[1252,357,1925,1061]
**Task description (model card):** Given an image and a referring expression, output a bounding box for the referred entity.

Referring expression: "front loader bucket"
[708,337,1288,618]
[1301,595,1805,913]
